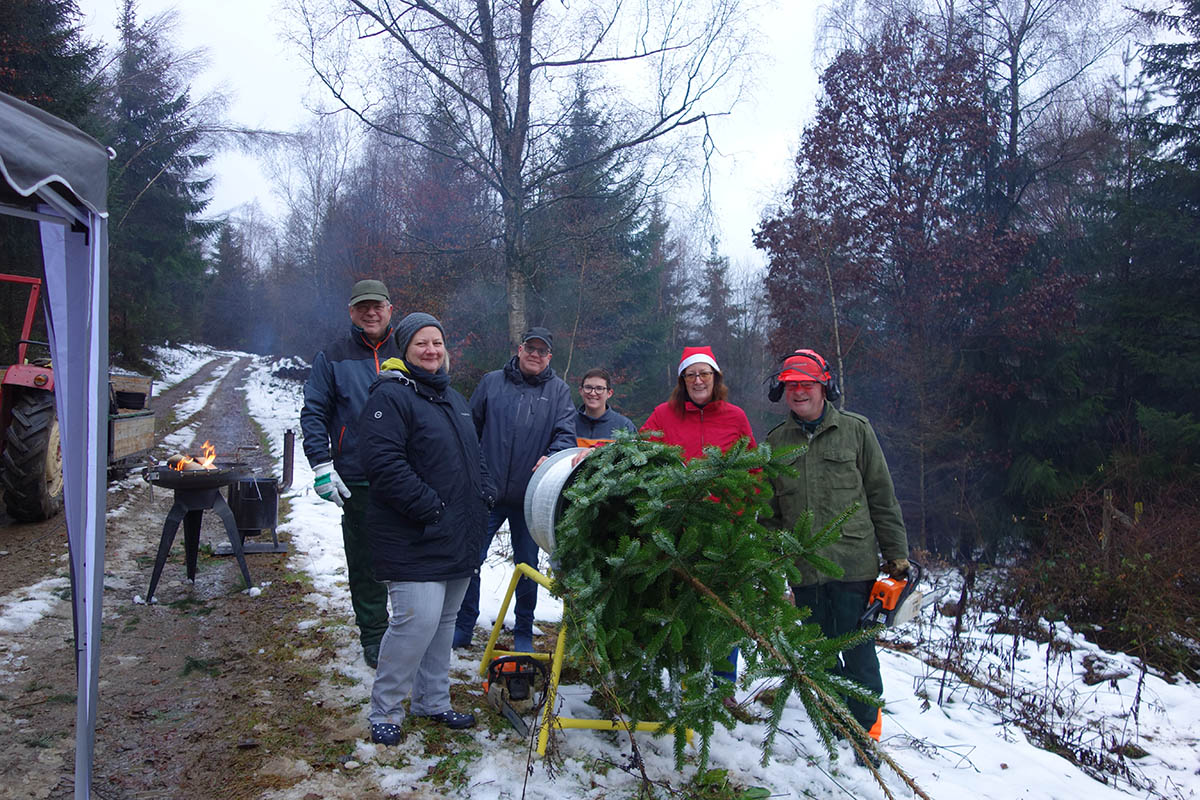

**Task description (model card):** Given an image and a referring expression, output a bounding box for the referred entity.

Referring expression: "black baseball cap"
[521,327,553,350]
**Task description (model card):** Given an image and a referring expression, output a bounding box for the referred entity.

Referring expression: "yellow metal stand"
[479,562,685,755]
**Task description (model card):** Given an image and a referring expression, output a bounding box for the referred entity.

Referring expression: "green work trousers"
[792,580,883,732]
[342,486,389,649]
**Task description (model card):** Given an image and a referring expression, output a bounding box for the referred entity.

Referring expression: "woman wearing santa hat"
[640,345,756,705]
[641,346,756,460]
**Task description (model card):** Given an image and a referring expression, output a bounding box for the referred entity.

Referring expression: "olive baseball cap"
[349,279,390,306]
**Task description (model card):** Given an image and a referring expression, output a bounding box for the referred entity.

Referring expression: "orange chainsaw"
[484,655,548,737]
[858,560,939,627]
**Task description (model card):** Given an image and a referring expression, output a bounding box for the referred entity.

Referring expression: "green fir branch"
[550,435,930,799]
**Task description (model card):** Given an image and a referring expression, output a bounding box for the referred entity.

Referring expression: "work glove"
[313,462,351,507]
[883,558,911,579]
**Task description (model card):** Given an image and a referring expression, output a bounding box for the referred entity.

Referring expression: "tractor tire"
[3,391,64,522]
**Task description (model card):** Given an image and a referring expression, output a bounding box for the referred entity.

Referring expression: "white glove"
[313,462,351,507]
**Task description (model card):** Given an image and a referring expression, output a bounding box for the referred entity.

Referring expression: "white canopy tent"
[0,90,111,799]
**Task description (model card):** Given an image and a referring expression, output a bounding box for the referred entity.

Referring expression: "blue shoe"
[452,630,472,649]
[419,710,476,729]
[370,722,403,746]
[512,632,534,653]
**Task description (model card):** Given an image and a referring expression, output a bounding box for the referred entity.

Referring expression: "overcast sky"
[75,0,821,272]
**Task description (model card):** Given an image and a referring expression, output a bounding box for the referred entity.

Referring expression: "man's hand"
[883,558,911,579]
[533,455,548,471]
[313,462,351,507]
[570,447,595,468]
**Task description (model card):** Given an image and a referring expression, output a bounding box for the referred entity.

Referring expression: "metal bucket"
[523,447,588,554]
[228,477,279,536]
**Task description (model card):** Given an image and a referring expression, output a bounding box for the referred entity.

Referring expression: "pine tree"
[695,237,737,353]
[104,2,215,363]
[202,224,257,351]
[0,0,102,353]
[524,82,664,392]
[552,434,927,797]
[626,198,690,419]
[0,0,101,129]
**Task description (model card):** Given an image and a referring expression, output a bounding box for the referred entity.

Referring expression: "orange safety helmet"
[767,349,840,402]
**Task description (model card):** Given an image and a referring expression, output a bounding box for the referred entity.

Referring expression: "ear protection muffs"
[766,349,840,402]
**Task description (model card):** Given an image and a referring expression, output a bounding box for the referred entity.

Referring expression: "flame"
[170,440,218,471]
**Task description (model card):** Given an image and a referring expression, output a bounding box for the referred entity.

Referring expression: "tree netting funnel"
[524,446,588,554]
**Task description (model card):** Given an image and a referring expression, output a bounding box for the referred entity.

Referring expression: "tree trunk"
[480,0,535,345]
[506,266,527,347]
[917,394,928,551]
[820,244,846,409]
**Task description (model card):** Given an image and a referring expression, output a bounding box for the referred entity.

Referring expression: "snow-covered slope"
[232,349,1200,799]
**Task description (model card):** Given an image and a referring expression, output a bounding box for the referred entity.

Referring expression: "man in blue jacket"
[300,279,400,668]
[453,327,575,652]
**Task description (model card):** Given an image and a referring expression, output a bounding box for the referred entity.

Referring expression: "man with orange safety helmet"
[764,349,909,759]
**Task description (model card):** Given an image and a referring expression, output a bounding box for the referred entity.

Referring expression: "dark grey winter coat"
[574,405,637,441]
[300,323,400,483]
[359,362,496,582]
[470,356,576,507]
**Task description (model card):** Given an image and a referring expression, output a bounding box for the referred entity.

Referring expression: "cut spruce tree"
[551,432,882,769]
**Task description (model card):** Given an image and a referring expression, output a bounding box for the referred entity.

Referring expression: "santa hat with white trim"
[677,346,720,376]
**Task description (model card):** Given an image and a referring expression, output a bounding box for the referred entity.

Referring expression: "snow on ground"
[149,343,225,391]
[148,343,239,454]
[160,349,1200,798]
[0,575,70,636]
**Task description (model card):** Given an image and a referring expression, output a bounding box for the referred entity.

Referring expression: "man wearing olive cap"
[765,348,909,751]
[301,279,400,668]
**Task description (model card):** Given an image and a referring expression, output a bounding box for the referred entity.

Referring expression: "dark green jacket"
[767,402,908,585]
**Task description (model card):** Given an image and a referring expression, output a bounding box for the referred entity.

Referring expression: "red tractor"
[0,273,62,521]
[0,273,155,523]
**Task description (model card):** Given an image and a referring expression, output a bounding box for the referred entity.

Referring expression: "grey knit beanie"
[394,312,445,353]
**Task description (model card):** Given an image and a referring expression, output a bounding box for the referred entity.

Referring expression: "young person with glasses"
[574,367,637,446]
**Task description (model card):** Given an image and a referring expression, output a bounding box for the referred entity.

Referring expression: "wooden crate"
[110,372,153,410]
[109,410,155,461]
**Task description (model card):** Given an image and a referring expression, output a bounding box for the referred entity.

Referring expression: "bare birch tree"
[290,0,749,344]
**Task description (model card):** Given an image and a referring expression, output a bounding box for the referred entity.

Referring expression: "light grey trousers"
[369,577,470,726]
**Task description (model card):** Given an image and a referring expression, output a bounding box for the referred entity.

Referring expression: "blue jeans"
[715,648,739,684]
[454,503,540,644]
[370,578,470,725]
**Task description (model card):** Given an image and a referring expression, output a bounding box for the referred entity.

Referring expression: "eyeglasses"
[683,370,714,382]
[581,385,609,395]
[522,345,551,357]
[785,381,820,391]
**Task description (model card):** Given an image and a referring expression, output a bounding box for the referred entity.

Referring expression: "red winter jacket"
[641,400,756,461]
